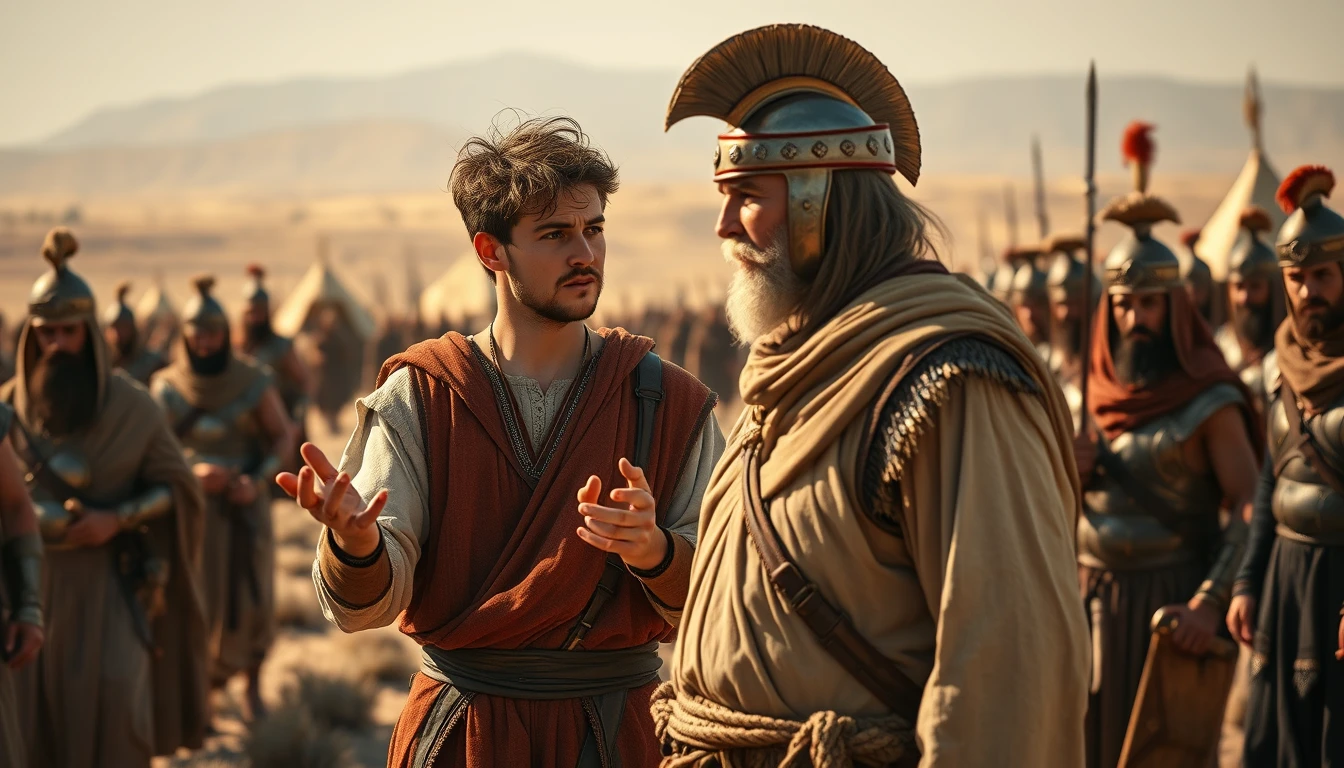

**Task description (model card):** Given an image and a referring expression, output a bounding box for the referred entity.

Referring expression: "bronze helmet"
[101,281,136,328]
[665,24,920,278]
[182,276,229,332]
[29,228,96,323]
[1043,234,1100,305]
[1099,122,1183,295]
[1228,206,1278,281]
[1275,165,1344,268]
[1007,244,1048,307]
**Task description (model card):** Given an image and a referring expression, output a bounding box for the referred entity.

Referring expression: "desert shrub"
[281,670,377,732]
[246,703,355,768]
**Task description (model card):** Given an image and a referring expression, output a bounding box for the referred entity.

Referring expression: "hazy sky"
[3,0,1340,145]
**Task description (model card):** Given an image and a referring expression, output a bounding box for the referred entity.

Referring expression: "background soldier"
[1044,233,1099,431]
[1230,165,1344,766]
[0,400,43,768]
[6,228,207,767]
[104,282,168,385]
[151,276,296,720]
[1182,228,1218,326]
[1077,123,1261,768]
[1214,206,1284,414]
[237,264,312,473]
[1008,242,1052,357]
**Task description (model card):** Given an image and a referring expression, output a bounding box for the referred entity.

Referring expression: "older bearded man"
[654,24,1088,767]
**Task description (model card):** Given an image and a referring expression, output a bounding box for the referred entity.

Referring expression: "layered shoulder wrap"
[862,336,1041,533]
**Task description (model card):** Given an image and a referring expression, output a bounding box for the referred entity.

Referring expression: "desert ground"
[0,172,1251,766]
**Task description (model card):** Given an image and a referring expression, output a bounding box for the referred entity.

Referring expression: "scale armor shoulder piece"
[863,337,1040,532]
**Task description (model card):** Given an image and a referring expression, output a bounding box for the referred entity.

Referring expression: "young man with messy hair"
[282,116,723,767]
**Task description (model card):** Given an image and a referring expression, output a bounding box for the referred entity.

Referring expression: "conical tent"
[273,258,376,341]
[134,275,178,328]
[1195,69,1284,282]
[419,255,496,328]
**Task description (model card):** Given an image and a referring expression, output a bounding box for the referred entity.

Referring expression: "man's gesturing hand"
[276,442,387,558]
[577,458,667,572]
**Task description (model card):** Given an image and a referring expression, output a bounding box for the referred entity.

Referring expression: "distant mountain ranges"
[2,53,1341,197]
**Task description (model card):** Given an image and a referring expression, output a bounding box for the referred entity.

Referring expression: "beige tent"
[134,273,178,328]
[273,250,376,341]
[1195,69,1284,282]
[419,255,496,327]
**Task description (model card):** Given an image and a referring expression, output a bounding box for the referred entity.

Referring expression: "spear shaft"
[1079,62,1098,434]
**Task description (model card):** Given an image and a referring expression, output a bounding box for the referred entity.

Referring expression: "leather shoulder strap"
[1277,381,1344,496]
[743,340,952,723]
[563,351,664,651]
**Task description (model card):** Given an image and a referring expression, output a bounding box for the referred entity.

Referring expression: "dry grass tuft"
[334,627,419,686]
[274,573,329,631]
[246,703,355,768]
[282,670,378,733]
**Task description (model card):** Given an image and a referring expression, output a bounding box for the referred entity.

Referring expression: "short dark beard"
[243,318,274,346]
[1299,297,1344,341]
[30,346,98,436]
[188,346,231,376]
[1233,301,1275,351]
[507,263,603,325]
[1113,325,1180,388]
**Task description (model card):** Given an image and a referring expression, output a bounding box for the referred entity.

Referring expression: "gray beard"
[722,235,807,346]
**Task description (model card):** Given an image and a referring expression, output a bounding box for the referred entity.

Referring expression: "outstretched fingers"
[300,442,339,483]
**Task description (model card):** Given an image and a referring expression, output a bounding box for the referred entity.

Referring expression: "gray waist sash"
[1275,523,1344,548]
[420,641,661,700]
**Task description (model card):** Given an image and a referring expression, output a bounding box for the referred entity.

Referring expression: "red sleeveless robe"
[381,329,715,767]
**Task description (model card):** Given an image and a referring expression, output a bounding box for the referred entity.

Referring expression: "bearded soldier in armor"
[655,25,1088,766]
[237,264,312,465]
[1044,234,1099,431]
[1075,123,1261,768]
[1182,228,1217,327]
[0,401,43,768]
[104,282,168,386]
[1213,207,1284,414]
[151,276,296,719]
[5,228,208,767]
[1008,243,1052,359]
[1229,165,1344,766]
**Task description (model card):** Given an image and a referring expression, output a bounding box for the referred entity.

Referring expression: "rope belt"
[651,681,916,768]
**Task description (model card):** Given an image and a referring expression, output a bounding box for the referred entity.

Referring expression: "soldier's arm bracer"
[2,532,43,627]
[114,485,173,530]
[1196,513,1247,611]
[1233,455,1277,600]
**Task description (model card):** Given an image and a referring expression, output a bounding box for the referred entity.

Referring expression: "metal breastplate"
[1267,385,1344,543]
[1080,383,1242,568]
[25,441,93,547]
[158,380,266,472]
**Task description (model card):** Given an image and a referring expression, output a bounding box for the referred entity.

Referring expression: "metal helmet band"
[667,24,921,278]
